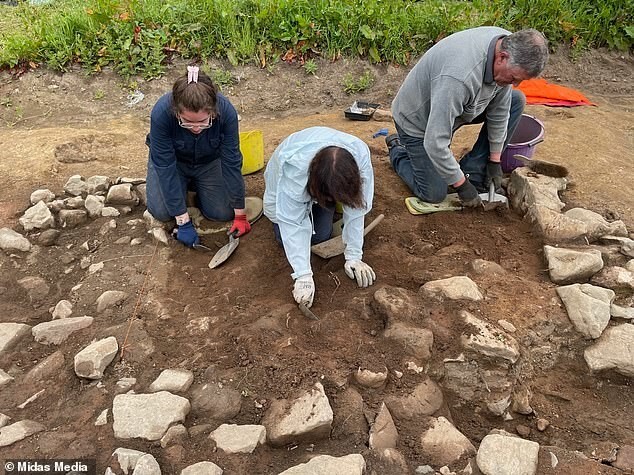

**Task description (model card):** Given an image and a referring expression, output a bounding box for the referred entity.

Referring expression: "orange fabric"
[515,78,596,107]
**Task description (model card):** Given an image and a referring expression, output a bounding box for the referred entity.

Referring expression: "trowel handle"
[362,214,385,236]
[488,182,495,202]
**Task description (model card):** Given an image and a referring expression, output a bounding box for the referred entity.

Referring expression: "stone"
[262,382,333,446]
[85,175,111,194]
[95,409,108,426]
[30,189,56,204]
[415,466,435,475]
[476,433,539,475]
[0,228,31,252]
[421,276,483,301]
[0,323,31,353]
[47,199,65,213]
[130,238,144,246]
[112,448,146,475]
[74,336,118,379]
[64,196,85,209]
[20,201,55,231]
[116,378,137,393]
[277,454,366,475]
[180,462,223,475]
[627,260,634,273]
[460,311,520,363]
[487,394,512,416]
[622,241,634,258]
[88,262,104,274]
[611,304,634,319]
[0,414,10,428]
[144,210,168,229]
[191,384,241,420]
[209,424,266,454]
[38,229,60,246]
[557,284,614,338]
[528,205,588,242]
[150,228,170,245]
[51,299,73,319]
[136,184,147,206]
[420,416,476,468]
[18,276,50,303]
[113,391,190,440]
[116,236,132,245]
[497,320,516,333]
[507,167,567,213]
[372,286,421,323]
[564,208,628,240]
[385,379,444,420]
[102,207,121,217]
[471,259,505,275]
[23,350,64,386]
[591,266,634,293]
[149,369,194,393]
[96,290,128,314]
[64,175,88,196]
[384,322,434,360]
[32,316,93,345]
[369,403,398,451]
[160,424,188,448]
[353,367,388,389]
[584,324,634,377]
[543,246,604,284]
[107,184,138,206]
[512,386,533,415]
[84,195,105,218]
[0,369,15,388]
[613,445,634,472]
[516,424,531,437]
[536,419,550,432]
[0,420,46,447]
[132,454,160,475]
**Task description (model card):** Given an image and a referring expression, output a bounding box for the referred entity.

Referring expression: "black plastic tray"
[344,101,380,121]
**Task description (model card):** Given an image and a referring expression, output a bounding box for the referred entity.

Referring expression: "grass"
[0,0,631,78]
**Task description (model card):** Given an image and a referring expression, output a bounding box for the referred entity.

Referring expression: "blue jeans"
[273,202,335,246]
[146,158,234,222]
[390,89,526,201]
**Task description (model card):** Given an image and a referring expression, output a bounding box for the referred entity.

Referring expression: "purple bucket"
[501,114,545,173]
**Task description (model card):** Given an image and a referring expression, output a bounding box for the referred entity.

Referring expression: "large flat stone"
[0,420,46,447]
[74,336,118,379]
[383,322,433,360]
[277,454,365,475]
[0,228,31,252]
[556,284,613,338]
[32,317,94,345]
[460,311,520,363]
[180,462,223,475]
[584,324,634,377]
[420,416,476,468]
[209,424,266,454]
[0,323,31,354]
[421,276,483,301]
[543,245,603,284]
[385,379,444,420]
[476,433,539,475]
[263,382,333,446]
[369,403,398,451]
[113,392,190,440]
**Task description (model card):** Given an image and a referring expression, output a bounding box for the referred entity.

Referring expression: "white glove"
[344,260,376,288]
[293,275,315,307]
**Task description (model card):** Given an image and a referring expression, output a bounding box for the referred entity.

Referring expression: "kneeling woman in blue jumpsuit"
[145,66,250,247]
[264,127,376,308]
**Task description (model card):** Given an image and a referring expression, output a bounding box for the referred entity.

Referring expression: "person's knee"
[511,89,526,111]
[415,184,447,204]
[311,226,332,245]
[200,205,234,222]
[145,204,172,222]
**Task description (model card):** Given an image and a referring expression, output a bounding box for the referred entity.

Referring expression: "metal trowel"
[208,231,239,268]
[480,182,508,211]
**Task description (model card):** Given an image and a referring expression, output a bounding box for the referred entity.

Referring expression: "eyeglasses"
[177,115,213,130]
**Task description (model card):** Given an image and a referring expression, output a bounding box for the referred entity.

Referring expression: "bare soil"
[0,47,633,474]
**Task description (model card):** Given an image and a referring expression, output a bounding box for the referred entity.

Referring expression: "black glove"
[454,179,482,208]
[486,161,503,189]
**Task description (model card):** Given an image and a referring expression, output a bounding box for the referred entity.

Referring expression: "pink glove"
[230,214,251,237]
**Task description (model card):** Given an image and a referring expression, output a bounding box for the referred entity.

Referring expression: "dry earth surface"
[0,47,633,474]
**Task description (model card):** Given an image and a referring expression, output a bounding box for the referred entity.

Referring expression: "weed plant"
[0,0,631,78]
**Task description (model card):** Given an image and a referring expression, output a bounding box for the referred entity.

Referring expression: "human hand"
[293,275,315,307]
[344,260,376,288]
[176,221,200,247]
[454,179,482,208]
[486,161,503,189]
[229,214,251,237]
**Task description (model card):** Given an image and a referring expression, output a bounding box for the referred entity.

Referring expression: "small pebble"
[537,418,550,432]
[516,424,531,437]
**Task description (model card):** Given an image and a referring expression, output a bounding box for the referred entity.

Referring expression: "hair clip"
[187,65,199,84]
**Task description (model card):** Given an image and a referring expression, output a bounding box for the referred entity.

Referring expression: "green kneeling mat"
[405,194,462,215]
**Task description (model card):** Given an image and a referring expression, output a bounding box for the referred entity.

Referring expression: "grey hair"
[500,29,549,77]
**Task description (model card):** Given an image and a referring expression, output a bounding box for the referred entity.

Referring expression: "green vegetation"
[303,58,317,76]
[343,70,375,94]
[0,0,632,78]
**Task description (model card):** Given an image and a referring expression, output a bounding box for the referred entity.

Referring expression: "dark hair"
[501,29,549,77]
[171,68,218,116]
[308,146,365,209]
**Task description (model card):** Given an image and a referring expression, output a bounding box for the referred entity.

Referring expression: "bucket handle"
[529,137,544,146]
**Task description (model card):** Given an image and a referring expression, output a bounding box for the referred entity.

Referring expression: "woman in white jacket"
[263,127,376,308]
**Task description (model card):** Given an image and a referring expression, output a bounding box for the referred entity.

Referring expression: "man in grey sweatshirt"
[388,27,548,207]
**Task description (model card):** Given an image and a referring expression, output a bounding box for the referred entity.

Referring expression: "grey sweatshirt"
[391,26,512,185]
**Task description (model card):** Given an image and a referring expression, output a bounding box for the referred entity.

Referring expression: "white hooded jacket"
[263,127,374,279]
